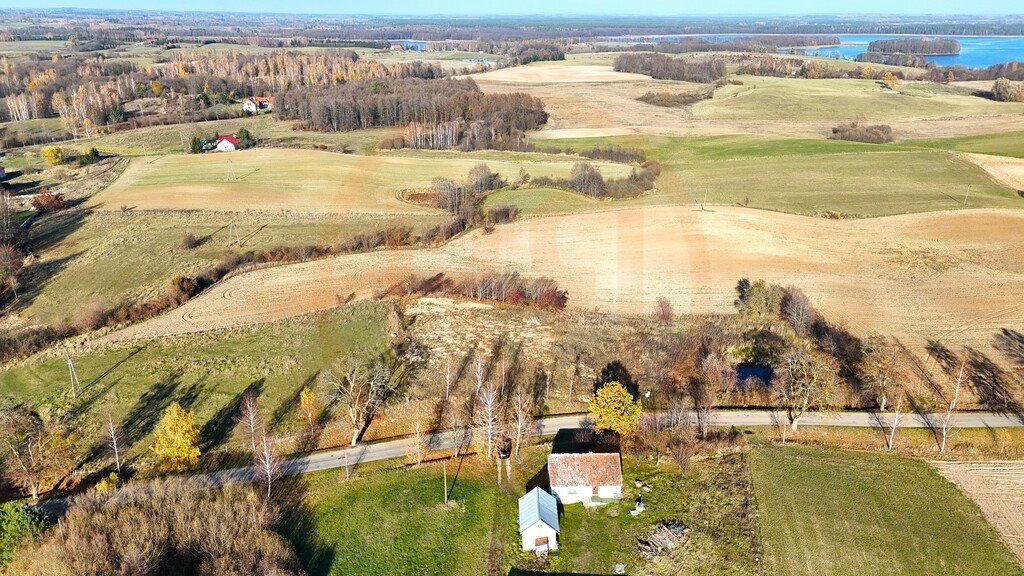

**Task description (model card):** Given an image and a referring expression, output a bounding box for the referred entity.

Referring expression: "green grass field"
[914,130,1024,158]
[500,134,1020,217]
[751,443,1024,576]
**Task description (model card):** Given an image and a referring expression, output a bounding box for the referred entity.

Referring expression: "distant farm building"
[214,134,240,152]
[547,429,623,505]
[518,487,559,553]
[242,96,274,113]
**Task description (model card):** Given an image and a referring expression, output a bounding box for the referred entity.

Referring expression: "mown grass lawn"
[285,459,499,576]
[751,443,1024,576]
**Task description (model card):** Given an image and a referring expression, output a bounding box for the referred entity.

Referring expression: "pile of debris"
[637,519,689,559]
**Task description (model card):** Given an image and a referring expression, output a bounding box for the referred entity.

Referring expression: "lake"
[600,34,1024,68]
[796,35,1024,68]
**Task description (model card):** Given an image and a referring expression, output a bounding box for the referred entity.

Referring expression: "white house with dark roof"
[518,487,559,552]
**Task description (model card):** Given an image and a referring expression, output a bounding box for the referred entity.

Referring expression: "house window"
[567,487,577,494]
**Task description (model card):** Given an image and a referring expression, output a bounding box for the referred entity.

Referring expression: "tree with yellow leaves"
[152,402,200,472]
[882,71,899,90]
[299,387,319,429]
[588,381,643,436]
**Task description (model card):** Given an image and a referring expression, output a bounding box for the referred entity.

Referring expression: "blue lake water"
[796,35,1024,68]
[602,34,1024,68]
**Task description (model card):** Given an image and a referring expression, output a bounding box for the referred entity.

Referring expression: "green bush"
[0,501,43,569]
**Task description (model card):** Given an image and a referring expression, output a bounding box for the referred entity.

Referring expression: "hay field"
[103,206,1024,369]
[932,461,1024,564]
[471,62,650,83]
[89,148,632,214]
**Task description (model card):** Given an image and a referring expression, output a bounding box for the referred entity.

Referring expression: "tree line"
[609,35,840,54]
[865,38,960,55]
[277,77,546,151]
[613,53,726,83]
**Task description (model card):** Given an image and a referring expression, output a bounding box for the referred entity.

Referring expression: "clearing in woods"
[90,147,632,214]
[752,444,1024,576]
[932,460,1024,564]
[102,206,1024,371]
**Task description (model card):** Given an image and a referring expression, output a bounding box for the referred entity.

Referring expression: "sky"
[2,0,1024,16]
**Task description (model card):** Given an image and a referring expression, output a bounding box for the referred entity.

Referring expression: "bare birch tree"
[238,391,263,453]
[884,392,906,451]
[105,413,125,474]
[860,335,904,411]
[474,383,501,458]
[443,355,456,401]
[254,432,282,498]
[510,386,534,456]
[474,355,487,394]
[939,358,967,454]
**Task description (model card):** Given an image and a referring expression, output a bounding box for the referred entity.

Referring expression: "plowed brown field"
[103,206,1024,371]
[933,460,1024,564]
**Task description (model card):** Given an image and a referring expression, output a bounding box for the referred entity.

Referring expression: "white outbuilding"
[518,487,559,553]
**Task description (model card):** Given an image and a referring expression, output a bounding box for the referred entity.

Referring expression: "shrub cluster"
[637,89,714,108]
[531,160,660,199]
[992,78,1024,102]
[829,122,895,144]
[4,480,303,576]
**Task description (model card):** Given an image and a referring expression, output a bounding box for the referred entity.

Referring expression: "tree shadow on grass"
[199,378,266,470]
[269,371,319,433]
[276,464,335,576]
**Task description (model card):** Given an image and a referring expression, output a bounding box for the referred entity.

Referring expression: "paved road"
[197,409,1024,487]
[35,409,1023,515]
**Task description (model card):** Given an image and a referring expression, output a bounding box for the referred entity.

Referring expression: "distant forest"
[5,12,1024,43]
[609,35,840,54]
[274,78,547,151]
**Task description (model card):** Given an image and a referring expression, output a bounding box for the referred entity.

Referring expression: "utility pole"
[66,354,80,399]
[227,217,241,247]
[443,459,448,505]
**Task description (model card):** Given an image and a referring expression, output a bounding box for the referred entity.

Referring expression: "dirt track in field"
[932,461,1024,564]
[102,206,1024,368]
[964,153,1024,191]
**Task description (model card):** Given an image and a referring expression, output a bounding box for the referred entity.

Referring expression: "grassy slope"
[914,130,1024,158]
[0,303,390,463]
[694,76,1024,121]
[751,443,1024,576]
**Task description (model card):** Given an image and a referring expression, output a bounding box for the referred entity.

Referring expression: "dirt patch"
[102,206,1024,372]
[932,460,1024,564]
[963,153,1024,192]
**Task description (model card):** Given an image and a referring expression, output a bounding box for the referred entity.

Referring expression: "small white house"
[215,134,240,152]
[518,487,559,552]
[547,451,623,505]
[242,96,274,113]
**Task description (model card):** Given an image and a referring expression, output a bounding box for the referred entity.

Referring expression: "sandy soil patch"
[932,460,1024,563]
[104,206,1024,371]
[963,153,1024,191]
[472,64,650,84]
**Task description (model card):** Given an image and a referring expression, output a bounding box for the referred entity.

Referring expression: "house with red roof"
[215,134,240,152]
